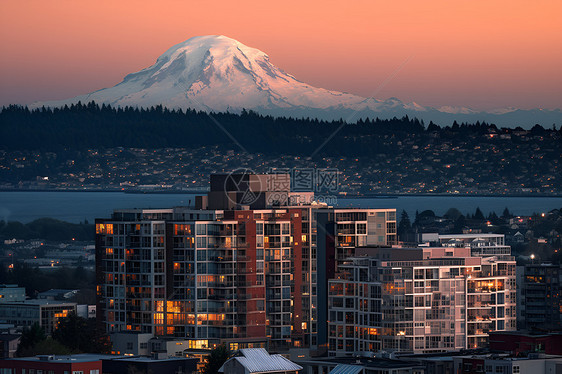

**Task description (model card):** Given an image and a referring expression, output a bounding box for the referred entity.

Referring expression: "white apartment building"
[328,246,516,356]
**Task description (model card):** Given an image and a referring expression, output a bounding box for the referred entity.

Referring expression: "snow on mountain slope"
[33,35,561,128]
[33,35,421,113]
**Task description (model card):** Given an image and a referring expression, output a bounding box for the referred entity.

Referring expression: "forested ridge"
[2,101,555,156]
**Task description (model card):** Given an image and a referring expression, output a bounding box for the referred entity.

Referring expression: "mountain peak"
[160,35,268,62]
[31,36,561,127]
[37,34,367,112]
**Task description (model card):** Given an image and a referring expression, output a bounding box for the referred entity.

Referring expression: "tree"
[473,207,485,221]
[453,215,466,232]
[53,313,89,352]
[202,344,232,374]
[427,121,440,132]
[18,338,74,357]
[444,208,463,221]
[17,323,46,356]
[415,210,436,225]
[397,210,412,242]
[502,207,512,219]
[53,313,111,353]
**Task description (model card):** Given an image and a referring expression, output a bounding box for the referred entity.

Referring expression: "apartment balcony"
[467,303,492,309]
[467,316,492,322]
[468,288,497,294]
[267,280,293,287]
[468,329,490,336]
[209,282,235,288]
[212,256,235,262]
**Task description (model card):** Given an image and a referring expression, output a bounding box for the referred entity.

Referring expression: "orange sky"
[1,0,561,110]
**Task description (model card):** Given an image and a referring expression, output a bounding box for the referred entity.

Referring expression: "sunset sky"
[1,0,561,110]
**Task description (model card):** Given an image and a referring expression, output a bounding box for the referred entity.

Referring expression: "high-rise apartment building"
[95,173,396,351]
[315,208,396,349]
[517,263,562,330]
[328,246,516,355]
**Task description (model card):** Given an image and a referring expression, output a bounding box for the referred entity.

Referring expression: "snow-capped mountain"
[33,35,561,127]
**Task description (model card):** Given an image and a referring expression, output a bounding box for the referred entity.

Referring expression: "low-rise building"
[148,337,193,357]
[419,233,511,257]
[0,353,107,374]
[298,356,425,374]
[102,353,198,374]
[76,304,96,319]
[110,332,207,362]
[0,300,76,334]
[109,331,153,356]
[0,286,25,304]
[0,353,198,374]
[0,334,20,359]
[37,289,78,301]
[488,331,562,355]
[219,348,302,374]
[453,353,562,374]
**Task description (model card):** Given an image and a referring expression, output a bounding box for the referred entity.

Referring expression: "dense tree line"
[17,315,111,357]
[0,263,95,300]
[396,206,562,263]
[3,102,553,156]
[0,218,94,241]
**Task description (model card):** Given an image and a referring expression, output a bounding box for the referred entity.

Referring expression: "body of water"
[0,191,561,223]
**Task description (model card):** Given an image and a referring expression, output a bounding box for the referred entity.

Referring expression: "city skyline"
[0,0,561,369]
[1,0,561,110]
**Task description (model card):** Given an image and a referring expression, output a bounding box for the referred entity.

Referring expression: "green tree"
[202,344,232,374]
[53,313,89,351]
[444,208,462,221]
[17,323,46,356]
[18,338,74,357]
[502,207,512,219]
[53,313,111,353]
[397,210,412,242]
[474,207,485,221]
[415,210,436,225]
[453,215,466,232]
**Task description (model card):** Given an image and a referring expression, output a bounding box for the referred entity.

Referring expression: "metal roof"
[221,348,303,373]
[329,364,363,374]
[438,234,503,239]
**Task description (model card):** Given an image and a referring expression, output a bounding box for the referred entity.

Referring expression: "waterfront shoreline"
[0,188,560,198]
